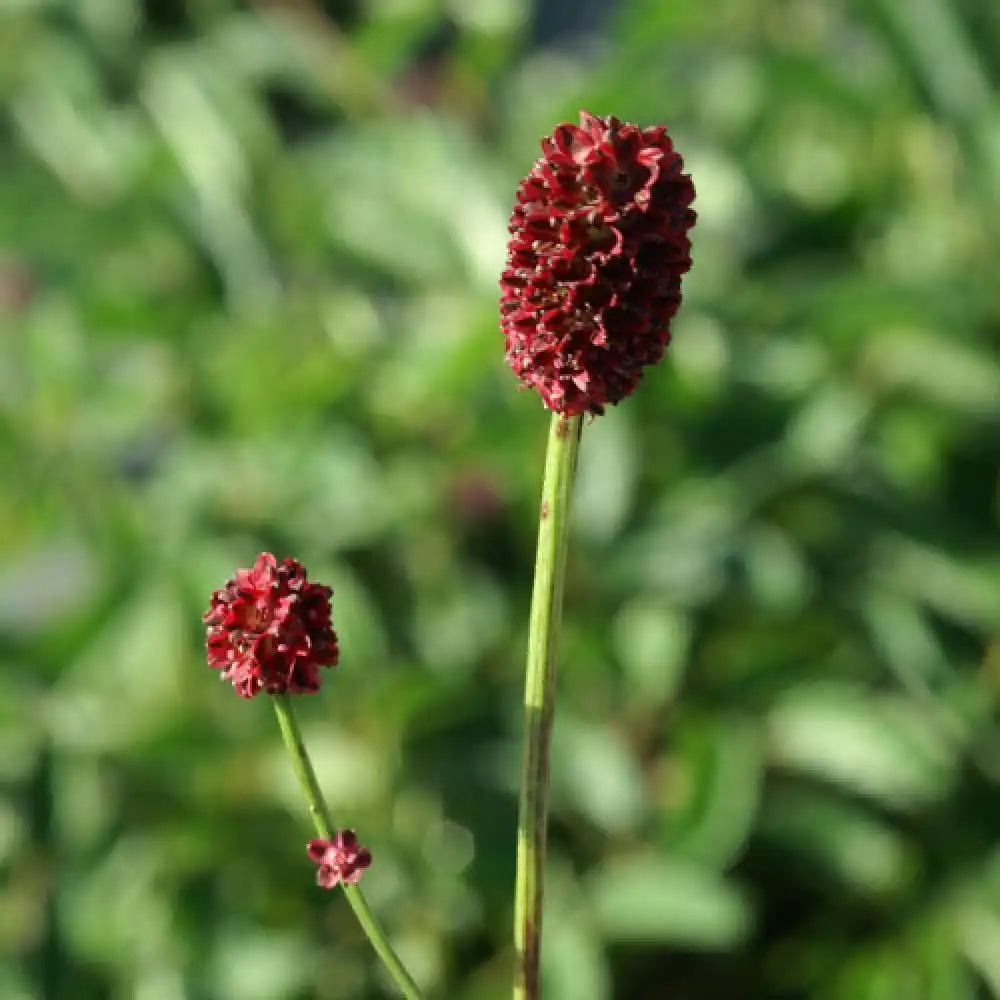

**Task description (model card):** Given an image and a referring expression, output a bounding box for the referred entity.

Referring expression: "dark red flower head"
[203,553,339,698]
[307,830,372,889]
[500,111,696,416]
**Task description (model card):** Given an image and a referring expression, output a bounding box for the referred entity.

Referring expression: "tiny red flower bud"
[307,830,372,888]
[203,553,339,698]
[500,111,696,416]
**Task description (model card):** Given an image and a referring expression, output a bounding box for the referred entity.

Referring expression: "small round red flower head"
[307,830,372,889]
[203,553,339,698]
[500,111,696,416]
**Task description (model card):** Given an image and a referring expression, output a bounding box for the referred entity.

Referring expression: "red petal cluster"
[500,111,696,416]
[203,553,339,698]
[307,831,372,889]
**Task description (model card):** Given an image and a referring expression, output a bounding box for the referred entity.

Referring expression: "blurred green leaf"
[587,855,752,947]
[768,684,958,808]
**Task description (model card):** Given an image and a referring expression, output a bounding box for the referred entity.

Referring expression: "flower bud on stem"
[272,694,425,1000]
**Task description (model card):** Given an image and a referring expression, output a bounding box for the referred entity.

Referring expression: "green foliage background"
[2,0,1000,998]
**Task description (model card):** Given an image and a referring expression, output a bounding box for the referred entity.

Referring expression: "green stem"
[513,413,583,1000]
[272,694,426,1000]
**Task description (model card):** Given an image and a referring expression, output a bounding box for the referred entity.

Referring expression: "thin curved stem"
[513,413,583,1000]
[272,694,425,1000]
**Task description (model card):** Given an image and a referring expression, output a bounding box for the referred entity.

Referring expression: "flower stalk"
[513,412,583,1000]
[271,694,425,1000]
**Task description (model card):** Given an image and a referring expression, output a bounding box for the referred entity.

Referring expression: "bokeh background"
[2,0,1000,998]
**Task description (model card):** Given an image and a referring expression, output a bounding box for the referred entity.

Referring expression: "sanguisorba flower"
[500,111,696,416]
[203,553,339,698]
[307,830,372,888]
